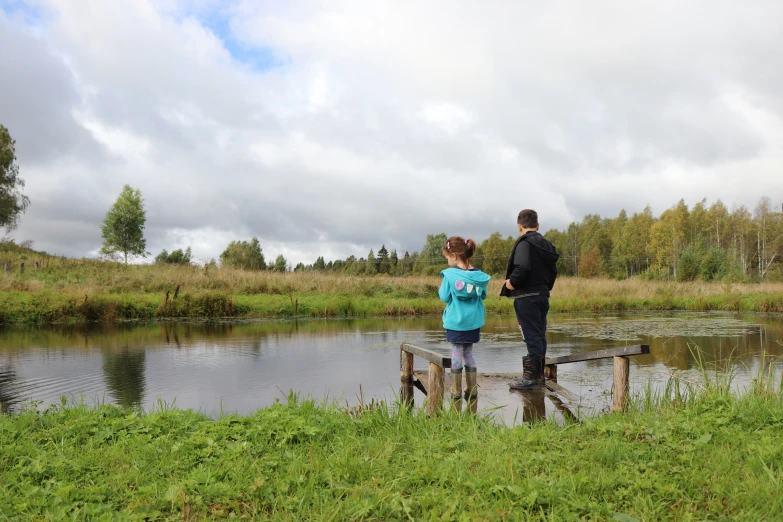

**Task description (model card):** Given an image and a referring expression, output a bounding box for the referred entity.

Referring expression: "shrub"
[677,244,702,282]
[700,247,727,281]
[155,247,192,265]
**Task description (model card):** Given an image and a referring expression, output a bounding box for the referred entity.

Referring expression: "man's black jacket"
[500,231,559,298]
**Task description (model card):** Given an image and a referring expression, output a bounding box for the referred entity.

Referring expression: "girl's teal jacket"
[438,267,491,331]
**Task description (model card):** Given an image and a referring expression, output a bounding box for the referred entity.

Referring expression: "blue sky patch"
[0,0,42,27]
[198,8,287,72]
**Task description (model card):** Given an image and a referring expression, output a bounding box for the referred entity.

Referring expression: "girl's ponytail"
[465,239,477,259]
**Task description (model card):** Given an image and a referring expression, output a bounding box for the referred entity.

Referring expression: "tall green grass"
[2,376,782,520]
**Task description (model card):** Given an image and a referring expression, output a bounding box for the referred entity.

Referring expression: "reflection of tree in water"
[0,364,19,413]
[103,349,146,407]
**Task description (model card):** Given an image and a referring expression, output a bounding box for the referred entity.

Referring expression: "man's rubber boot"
[464,366,478,413]
[508,356,545,390]
[451,369,463,413]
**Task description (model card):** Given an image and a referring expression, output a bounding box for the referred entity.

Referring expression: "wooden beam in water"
[544,380,577,403]
[546,345,649,365]
[400,343,451,368]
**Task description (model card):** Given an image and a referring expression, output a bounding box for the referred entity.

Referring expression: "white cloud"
[1,0,782,265]
[74,111,152,160]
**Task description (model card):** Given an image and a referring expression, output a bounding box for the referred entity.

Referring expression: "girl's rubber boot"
[451,369,463,413]
[464,367,478,413]
[508,356,544,390]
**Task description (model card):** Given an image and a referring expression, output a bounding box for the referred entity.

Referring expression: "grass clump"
[2,383,783,520]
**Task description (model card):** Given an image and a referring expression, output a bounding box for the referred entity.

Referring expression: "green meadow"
[2,373,782,520]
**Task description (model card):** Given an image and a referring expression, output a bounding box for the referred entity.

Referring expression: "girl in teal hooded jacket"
[439,236,491,406]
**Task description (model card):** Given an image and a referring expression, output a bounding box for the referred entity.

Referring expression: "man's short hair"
[517,209,538,228]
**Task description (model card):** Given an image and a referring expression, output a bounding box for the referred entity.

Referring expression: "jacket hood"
[441,268,491,300]
[524,232,560,262]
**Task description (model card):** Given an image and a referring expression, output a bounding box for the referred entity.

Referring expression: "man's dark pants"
[513,295,550,359]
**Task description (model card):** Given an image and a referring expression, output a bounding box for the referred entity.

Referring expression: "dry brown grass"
[2,255,783,299]
[551,277,783,300]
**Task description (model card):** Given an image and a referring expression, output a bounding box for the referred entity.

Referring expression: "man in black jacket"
[501,209,559,390]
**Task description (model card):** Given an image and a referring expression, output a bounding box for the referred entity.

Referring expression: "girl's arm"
[438,277,451,303]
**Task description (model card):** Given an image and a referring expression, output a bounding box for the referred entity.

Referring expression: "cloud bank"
[2,0,781,264]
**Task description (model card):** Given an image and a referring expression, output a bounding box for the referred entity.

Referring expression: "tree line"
[101,183,782,283]
[544,198,783,282]
[281,198,783,282]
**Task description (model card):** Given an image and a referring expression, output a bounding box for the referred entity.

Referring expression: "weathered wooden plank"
[400,343,451,368]
[400,349,414,407]
[546,345,649,365]
[427,362,444,416]
[400,349,414,382]
[612,356,630,413]
[544,380,577,402]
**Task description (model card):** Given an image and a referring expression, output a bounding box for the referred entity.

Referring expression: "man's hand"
[504,279,515,290]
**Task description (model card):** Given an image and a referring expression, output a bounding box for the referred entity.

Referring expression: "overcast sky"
[1,0,781,265]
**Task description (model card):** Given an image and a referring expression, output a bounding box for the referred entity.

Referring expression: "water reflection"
[520,389,546,422]
[0,313,779,418]
[0,363,17,413]
[102,349,146,407]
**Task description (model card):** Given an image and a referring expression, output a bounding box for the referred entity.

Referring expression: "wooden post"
[3,263,8,275]
[19,262,24,274]
[612,356,629,413]
[400,349,414,408]
[427,362,444,416]
[544,364,558,382]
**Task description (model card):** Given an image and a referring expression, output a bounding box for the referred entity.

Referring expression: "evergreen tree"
[377,245,389,274]
[366,250,377,275]
[389,250,399,275]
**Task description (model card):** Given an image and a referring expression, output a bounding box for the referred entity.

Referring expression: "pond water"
[1,313,781,424]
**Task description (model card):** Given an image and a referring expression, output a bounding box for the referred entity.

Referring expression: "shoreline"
[1,288,783,324]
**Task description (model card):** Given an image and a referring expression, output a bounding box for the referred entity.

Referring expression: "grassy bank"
[1,253,783,323]
[2,382,782,520]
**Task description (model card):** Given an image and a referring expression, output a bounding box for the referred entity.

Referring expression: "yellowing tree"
[578,247,602,278]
